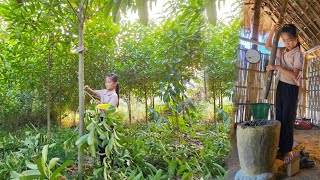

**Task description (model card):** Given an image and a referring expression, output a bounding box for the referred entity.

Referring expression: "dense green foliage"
[0,104,232,179]
[0,0,241,179]
[0,0,240,127]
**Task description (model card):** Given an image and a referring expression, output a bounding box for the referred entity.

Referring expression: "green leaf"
[75,134,89,147]
[136,0,148,25]
[42,145,49,163]
[105,0,115,19]
[20,170,41,180]
[212,162,226,175]
[25,160,38,170]
[168,160,177,178]
[10,171,21,180]
[132,171,143,180]
[182,172,192,180]
[37,157,47,177]
[89,143,96,157]
[177,102,184,112]
[187,99,196,111]
[87,129,95,145]
[145,162,157,173]
[127,169,137,180]
[51,160,73,179]
[107,135,114,151]
[48,158,60,170]
[177,164,187,175]
[154,169,163,179]
[113,129,120,140]
[112,0,123,23]
[49,143,57,148]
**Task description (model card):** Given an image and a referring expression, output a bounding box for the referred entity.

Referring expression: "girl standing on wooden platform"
[265,24,304,164]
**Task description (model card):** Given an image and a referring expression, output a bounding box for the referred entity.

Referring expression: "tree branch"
[67,0,80,21]
[83,0,89,20]
[40,2,77,28]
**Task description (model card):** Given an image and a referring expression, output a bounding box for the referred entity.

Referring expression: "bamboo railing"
[307,56,320,126]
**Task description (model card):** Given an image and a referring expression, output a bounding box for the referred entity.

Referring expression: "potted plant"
[235,103,281,180]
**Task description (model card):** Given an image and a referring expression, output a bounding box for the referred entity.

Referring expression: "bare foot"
[284,151,293,164]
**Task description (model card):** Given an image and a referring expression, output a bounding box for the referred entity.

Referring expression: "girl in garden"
[265,24,304,164]
[84,73,119,164]
[84,73,119,108]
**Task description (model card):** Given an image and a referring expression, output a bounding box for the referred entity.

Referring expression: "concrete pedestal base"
[235,170,275,180]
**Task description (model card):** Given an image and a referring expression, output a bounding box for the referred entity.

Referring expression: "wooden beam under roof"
[292,0,320,36]
[287,2,320,44]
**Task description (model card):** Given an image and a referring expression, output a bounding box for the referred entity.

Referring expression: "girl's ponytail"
[115,83,120,107]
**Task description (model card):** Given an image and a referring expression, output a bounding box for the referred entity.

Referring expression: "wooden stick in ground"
[264,0,289,99]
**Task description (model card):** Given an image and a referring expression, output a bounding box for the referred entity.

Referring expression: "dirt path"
[226,126,320,179]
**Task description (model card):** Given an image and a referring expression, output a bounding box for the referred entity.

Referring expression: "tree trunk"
[206,0,217,25]
[212,79,216,126]
[47,40,51,141]
[77,0,85,178]
[128,91,132,124]
[204,70,207,100]
[152,96,155,109]
[220,81,223,109]
[218,81,221,109]
[58,65,62,128]
[175,110,179,131]
[144,84,148,125]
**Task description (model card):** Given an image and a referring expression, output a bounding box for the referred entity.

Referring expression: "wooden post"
[301,57,308,117]
[246,0,262,119]
[316,63,320,124]
[264,0,289,99]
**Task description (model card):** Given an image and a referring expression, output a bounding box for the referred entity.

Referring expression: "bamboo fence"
[307,56,320,126]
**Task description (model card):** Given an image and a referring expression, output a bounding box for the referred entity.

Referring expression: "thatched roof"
[243,0,320,56]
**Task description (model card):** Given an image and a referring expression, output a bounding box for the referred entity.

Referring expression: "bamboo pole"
[264,0,289,99]
[316,63,320,125]
[310,63,314,122]
[245,0,262,119]
[302,57,308,117]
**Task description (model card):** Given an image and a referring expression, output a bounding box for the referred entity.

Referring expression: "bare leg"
[284,151,293,164]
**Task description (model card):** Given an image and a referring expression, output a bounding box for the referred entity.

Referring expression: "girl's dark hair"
[281,24,300,47]
[281,24,298,37]
[106,73,119,107]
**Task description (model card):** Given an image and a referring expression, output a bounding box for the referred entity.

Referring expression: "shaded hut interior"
[235,0,320,126]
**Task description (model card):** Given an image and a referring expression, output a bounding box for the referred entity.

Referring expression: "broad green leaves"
[12,144,73,180]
